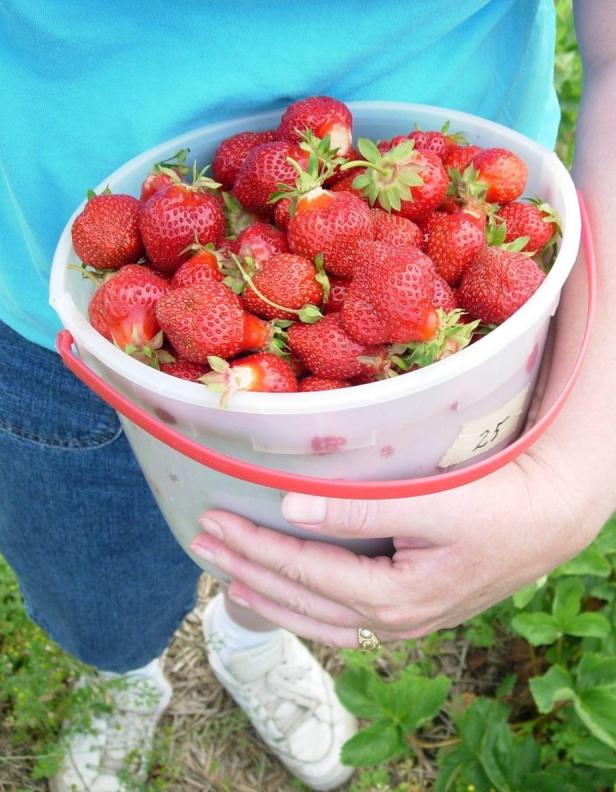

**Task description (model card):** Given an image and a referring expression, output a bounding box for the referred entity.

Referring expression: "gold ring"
[357,627,380,651]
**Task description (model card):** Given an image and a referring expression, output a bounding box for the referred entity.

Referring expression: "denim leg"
[0,320,202,672]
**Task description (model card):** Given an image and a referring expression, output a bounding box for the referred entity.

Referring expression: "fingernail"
[189,538,216,563]
[228,592,250,609]
[282,494,327,525]
[198,516,224,540]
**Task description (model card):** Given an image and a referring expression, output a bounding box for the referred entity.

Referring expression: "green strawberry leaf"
[356,137,383,164]
[529,665,575,713]
[565,612,611,639]
[552,577,584,628]
[570,736,616,769]
[334,666,388,719]
[552,543,612,577]
[511,612,560,646]
[340,720,407,767]
[395,673,450,732]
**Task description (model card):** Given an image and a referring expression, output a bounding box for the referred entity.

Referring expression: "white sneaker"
[203,595,357,791]
[49,658,172,792]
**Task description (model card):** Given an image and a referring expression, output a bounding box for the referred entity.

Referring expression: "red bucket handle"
[56,192,596,499]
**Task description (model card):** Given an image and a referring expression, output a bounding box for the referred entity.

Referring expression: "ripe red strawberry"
[287,313,385,380]
[348,139,448,222]
[376,135,408,153]
[159,352,210,381]
[324,276,350,314]
[341,241,437,345]
[88,264,169,360]
[233,141,310,214]
[212,130,277,190]
[202,353,298,405]
[287,188,373,276]
[425,210,486,286]
[232,222,288,264]
[497,200,560,254]
[72,193,144,270]
[471,147,528,203]
[408,129,449,158]
[371,208,423,248]
[139,171,225,273]
[432,275,458,312]
[140,149,190,202]
[441,144,482,173]
[458,246,546,324]
[241,252,323,321]
[274,197,293,231]
[156,281,251,363]
[299,376,350,391]
[329,169,367,199]
[170,246,223,288]
[278,96,353,155]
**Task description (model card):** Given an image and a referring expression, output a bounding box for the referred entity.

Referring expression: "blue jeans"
[0,319,202,673]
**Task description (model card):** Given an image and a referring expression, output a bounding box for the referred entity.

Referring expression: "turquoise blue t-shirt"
[0,0,559,351]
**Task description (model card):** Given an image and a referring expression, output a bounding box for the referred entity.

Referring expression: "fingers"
[192,511,405,617]
[190,531,364,628]
[226,583,404,648]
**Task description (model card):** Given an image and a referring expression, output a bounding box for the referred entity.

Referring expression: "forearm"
[534,13,616,534]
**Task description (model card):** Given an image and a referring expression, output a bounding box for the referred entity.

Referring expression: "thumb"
[282,464,526,542]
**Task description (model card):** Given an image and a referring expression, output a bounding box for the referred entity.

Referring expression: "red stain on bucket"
[311,436,347,454]
[380,444,394,458]
[526,343,540,373]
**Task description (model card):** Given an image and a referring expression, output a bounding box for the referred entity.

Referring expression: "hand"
[190,436,604,647]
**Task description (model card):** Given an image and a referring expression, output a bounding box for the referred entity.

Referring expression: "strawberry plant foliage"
[336,515,616,789]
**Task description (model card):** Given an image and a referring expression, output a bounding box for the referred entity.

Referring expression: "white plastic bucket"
[50,102,582,569]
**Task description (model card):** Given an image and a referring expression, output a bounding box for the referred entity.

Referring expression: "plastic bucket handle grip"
[56,192,596,500]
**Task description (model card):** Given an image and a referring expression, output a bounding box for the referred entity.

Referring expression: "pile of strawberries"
[70,96,560,403]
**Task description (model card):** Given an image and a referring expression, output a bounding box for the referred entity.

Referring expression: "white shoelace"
[243,662,324,746]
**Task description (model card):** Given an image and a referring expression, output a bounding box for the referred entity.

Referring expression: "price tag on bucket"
[438,386,529,469]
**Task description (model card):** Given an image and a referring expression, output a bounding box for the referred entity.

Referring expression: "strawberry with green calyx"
[221,192,269,239]
[71,192,144,271]
[458,246,546,325]
[232,222,288,264]
[277,96,353,156]
[389,309,480,371]
[497,198,561,262]
[342,138,449,222]
[485,214,531,253]
[212,130,277,190]
[233,141,310,214]
[471,147,528,204]
[88,264,170,367]
[425,209,486,286]
[201,353,298,408]
[170,244,225,288]
[139,163,225,273]
[230,253,325,323]
[299,375,351,392]
[443,164,495,225]
[287,313,388,380]
[140,149,191,202]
